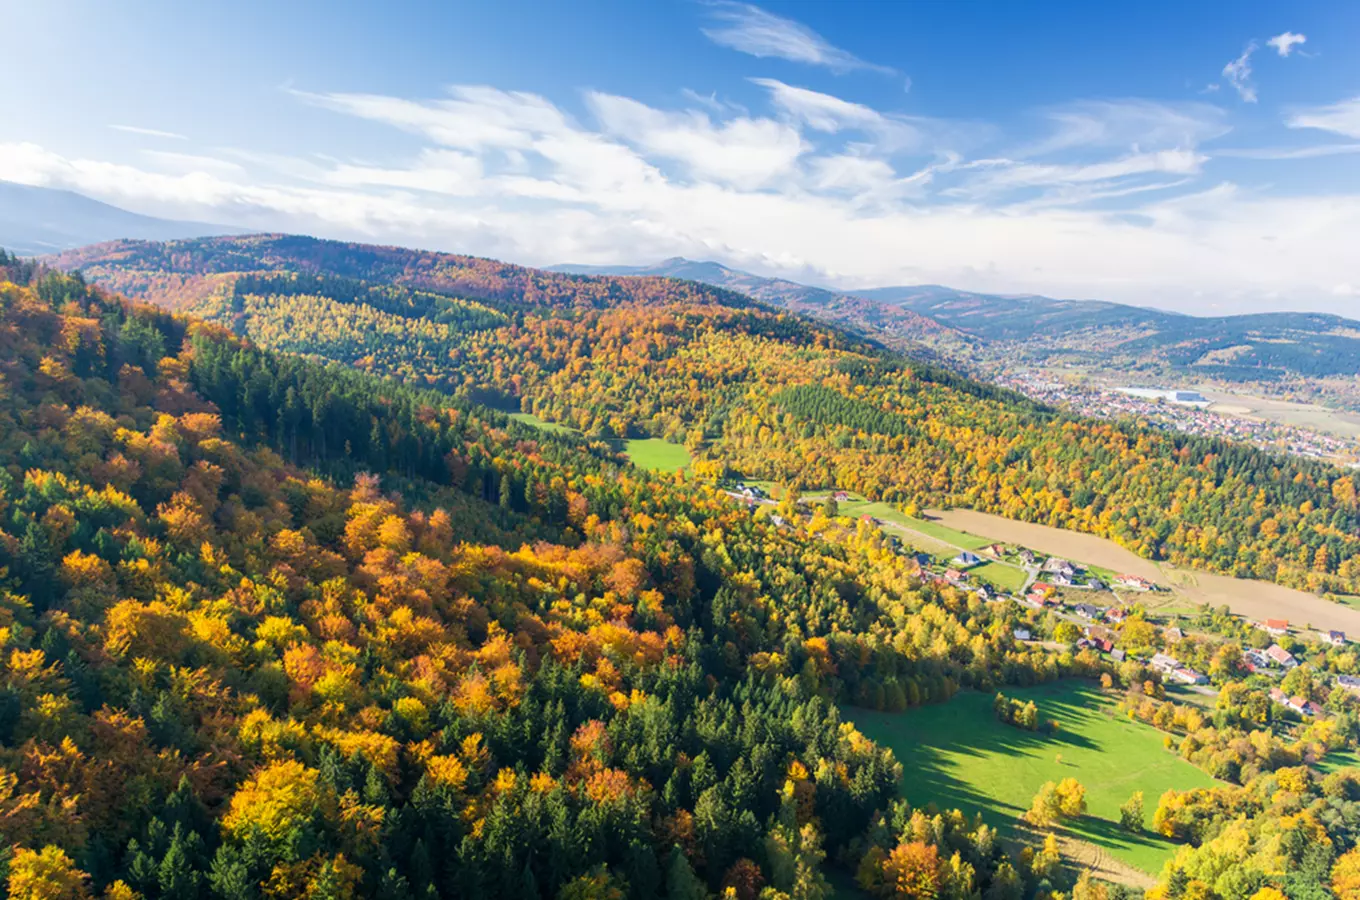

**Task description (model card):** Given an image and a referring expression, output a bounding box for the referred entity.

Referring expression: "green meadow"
[621,438,692,472]
[845,681,1218,874]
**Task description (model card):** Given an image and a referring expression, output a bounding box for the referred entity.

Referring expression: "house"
[1044,558,1077,577]
[945,568,967,582]
[1052,574,1073,587]
[1266,644,1297,668]
[983,543,1007,558]
[975,585,992,600]
[1264,619,1289,636]
[1171,667,1209,685]
[1072,603,1101,619]
[1115,574,1152,591]
[912,553,933,567]
[1014,628,1033,641]
[1106,607,1130,623]
[1085,625,1115,642]
[832,491,851,502]
[1337,675,1360,694]
[1110,648,1127,662]
[1150,652,1179,672]
[1164,627,1184,644]
[1095,638,1115,653]
[1287,696,1316,717]
[1270,687,1287,704]
[1087,578,1105,592]
[1327,631,1347,646]
[1244,649,1272,669]
[953,551,983,567]
[1018,549,1037,565]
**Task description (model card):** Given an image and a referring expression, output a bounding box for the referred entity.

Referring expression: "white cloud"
[587,92,805,188]
[7,78,1360,316]
[1288,97,1360,139]
[1267,31,1306,57]
[1222,42,1258,102]
[109,124,187,140]
[700,2,892,74]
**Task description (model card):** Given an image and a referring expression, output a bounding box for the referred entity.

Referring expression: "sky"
[2,0,1359,314]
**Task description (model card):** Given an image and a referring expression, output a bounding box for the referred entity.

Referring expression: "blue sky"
[3,0,1359,313]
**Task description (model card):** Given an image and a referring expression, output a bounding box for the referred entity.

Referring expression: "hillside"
[553,257,977,359]
[0,181,243,256]
[560,257,1360,387]
[1,252,1078,897]
[47,235,1360,599]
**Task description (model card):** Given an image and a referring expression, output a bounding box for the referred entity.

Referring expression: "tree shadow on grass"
[844,680,1187,876]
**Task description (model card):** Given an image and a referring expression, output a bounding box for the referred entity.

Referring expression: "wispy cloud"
[1288,96,1360,139]
[1024,99,1229,156]
[1215,142,1360,160]
[700,2,892,74]
[1222,42,1258,102]
[1267,31,1307,57]
[110,124,187,140]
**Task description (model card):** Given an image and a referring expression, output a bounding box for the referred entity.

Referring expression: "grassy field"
[622,438,691,472]
[901,514,994,551]
[508,412,576,434]
[844,681,1217,875]
[971,561,1030,592]
[506,415,692,473]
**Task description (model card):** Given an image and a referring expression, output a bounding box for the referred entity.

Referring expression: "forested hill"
[555,256,1360,383]
[3,249,1109,898]
[50,234,762,313]
[46,235,1360,598]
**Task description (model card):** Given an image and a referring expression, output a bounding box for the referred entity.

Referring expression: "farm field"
[899,514,994,551]
[927,509,1360,634]
[844,681,1218,877]
[622,438,692,472]
[1195,386,1360,440]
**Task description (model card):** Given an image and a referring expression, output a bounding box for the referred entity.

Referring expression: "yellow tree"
[7,846,90,900]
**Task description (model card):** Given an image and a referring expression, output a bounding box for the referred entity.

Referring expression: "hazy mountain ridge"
[558,257,1360,383]
[0,181,245,255]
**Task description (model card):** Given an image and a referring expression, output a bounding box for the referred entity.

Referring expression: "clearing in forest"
[844,681,1217,877]
[622,438,692,472]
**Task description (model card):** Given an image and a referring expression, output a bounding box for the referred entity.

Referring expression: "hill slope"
[6,252,1078,897]
[554,256,976,359]
[560,257,1360,384]
[0,181,243,255]
[49,234,1360,598]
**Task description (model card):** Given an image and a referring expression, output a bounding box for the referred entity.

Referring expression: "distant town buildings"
[994,371,1360,465]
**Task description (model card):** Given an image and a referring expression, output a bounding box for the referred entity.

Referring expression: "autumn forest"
[0,236,1357,900]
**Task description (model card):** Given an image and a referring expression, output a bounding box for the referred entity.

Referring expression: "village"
[729,480,1356,721]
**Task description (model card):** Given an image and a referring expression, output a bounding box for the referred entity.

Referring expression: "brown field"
[928,509,1360,634]
[1195,387,1360,440]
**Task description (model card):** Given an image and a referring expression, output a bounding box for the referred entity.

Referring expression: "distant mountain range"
[555,258,1360,384]
[6,176,1355,388]
[0,181,244,255]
